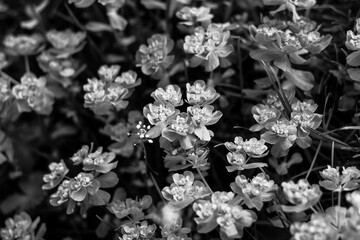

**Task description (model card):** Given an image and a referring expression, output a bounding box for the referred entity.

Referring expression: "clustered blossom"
[108,195,152,220]
[46,29,86,51]
[290,213,336,240]
[11,73,54,115]
[250,90,322,157]
[319,165,360,192]
[231,173,277,210]
[281,179,321,211]
[43,144,119,214]
[263,0,316,22]
[162,171,210,209]
[346,18,360,82]
[184,23,234,71]
[0,212,45,240]
[193,191,256,239]
[224,136,268,172]
[144,80,222,150]
[3,33,43,55]
[176,6,213,26]
[0,77,11,102]
[119,221,157,240]
[160,218,191,240]
[83,64,140,115]
[135,34,174,79]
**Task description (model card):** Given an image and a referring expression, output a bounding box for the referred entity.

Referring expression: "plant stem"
[196,168,213,194]
[305,140,323,180]
[24,55,30,73]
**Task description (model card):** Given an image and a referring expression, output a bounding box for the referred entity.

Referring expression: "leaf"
[249,49,285,62]
[319,180,339,191]
[243,162,268,169]
[283,69,314,91]
[107,10,127,31]
[196,215,218,233]
[347,68,360,81]
[85,21,113,32]
[97,171,119,188]
[346,50,360,67]
[140,0,166,10]
[89,190,111,206]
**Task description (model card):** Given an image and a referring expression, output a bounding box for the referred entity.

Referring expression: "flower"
[70,145,90,165]
[108,195,152,220]
[50,180,71,206]
[176,6,213,26]
[3,33,43,55]
[12,73,54,115]
[261,118,297,157]
[135,34,174,78]
[42,160,69,190]
[242,138,268,156]
[162,171,210,209]
[186,80,220,106]
[290,213,336,240]
[193,191,256,239]
[151,84,183,107]
[82,147,118,173]
[162,113,196,150]
[69,172,100,202]
[320,166,360,192]
[250,104,281,131]
[187,105,222,141]
[46,29,86,50]
[231,173,277,210]
[115,70,141,88]
[226,152,246,172]
[0,77,11,102]
[291,99,318,113]
[263,0,316,22]
[184,23,234,71]
[68,0,96,8]
[0,212,45,240]
[282,179,321,206]
[98,65,121,82]
[120,221,156,240]
[263,90,295,111]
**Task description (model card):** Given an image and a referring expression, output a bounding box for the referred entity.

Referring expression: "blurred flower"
[12,73,54,115]
[282,179,321,206]
[151,84,183,107]
[184,23,234,71]
[70,145,90,165]
[3,33,43,56]
[186,80,220,106]
[50,180,71,206]
[0,212,45,240]
[320,166,360,192]
[263,0,316,22]
[46,29,86,51]
[263,90,295,111]
[42,160,69,190]
[108,195,152,220]
[115,70,141,88]
[120,221,156,240]
[98,65,121,82]
[135,34,174,79]
[291,99,318,113]
[176,6,213,26]
[290,213,336,240]
[0,77,11,102]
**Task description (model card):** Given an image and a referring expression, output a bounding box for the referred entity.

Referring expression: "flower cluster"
[162,171,210,209]
[250,16,332,91]
[43,144,119,214]
[290,213,336,240]
[135,34,174,79]
[346,18,360,82]
[319,165,360,192]
[250,90,322,157]
[108,195,152,220]
[231,173,277,210]
[83,65,140,115]
[176,6,213,26]
[119,221,157,240]
[0,212,46,240]
[144,80,222,150]
[184,23,234,71]
[11,73,54,115]
[3,33,43,56]
[224,136,268,172]
[193,191,256,239]
[263,0,316,22]
[281,179,322,212]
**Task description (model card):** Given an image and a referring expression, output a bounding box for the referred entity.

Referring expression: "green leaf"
[97,171,119,188]
[347,50,360,67]
[347,68,360,81]
[284,69,314,91]
[140,0,166,10]
[89,190,111,206]
[85,22,112,32]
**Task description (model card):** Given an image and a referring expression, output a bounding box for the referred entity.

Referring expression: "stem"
[337,189,341,228]
[0,71,20,84]
[196,168,213,194]
[305,140,323,180]
[24,55,30,73]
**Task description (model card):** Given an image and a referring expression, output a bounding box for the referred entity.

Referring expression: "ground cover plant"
[1,0,360,239]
